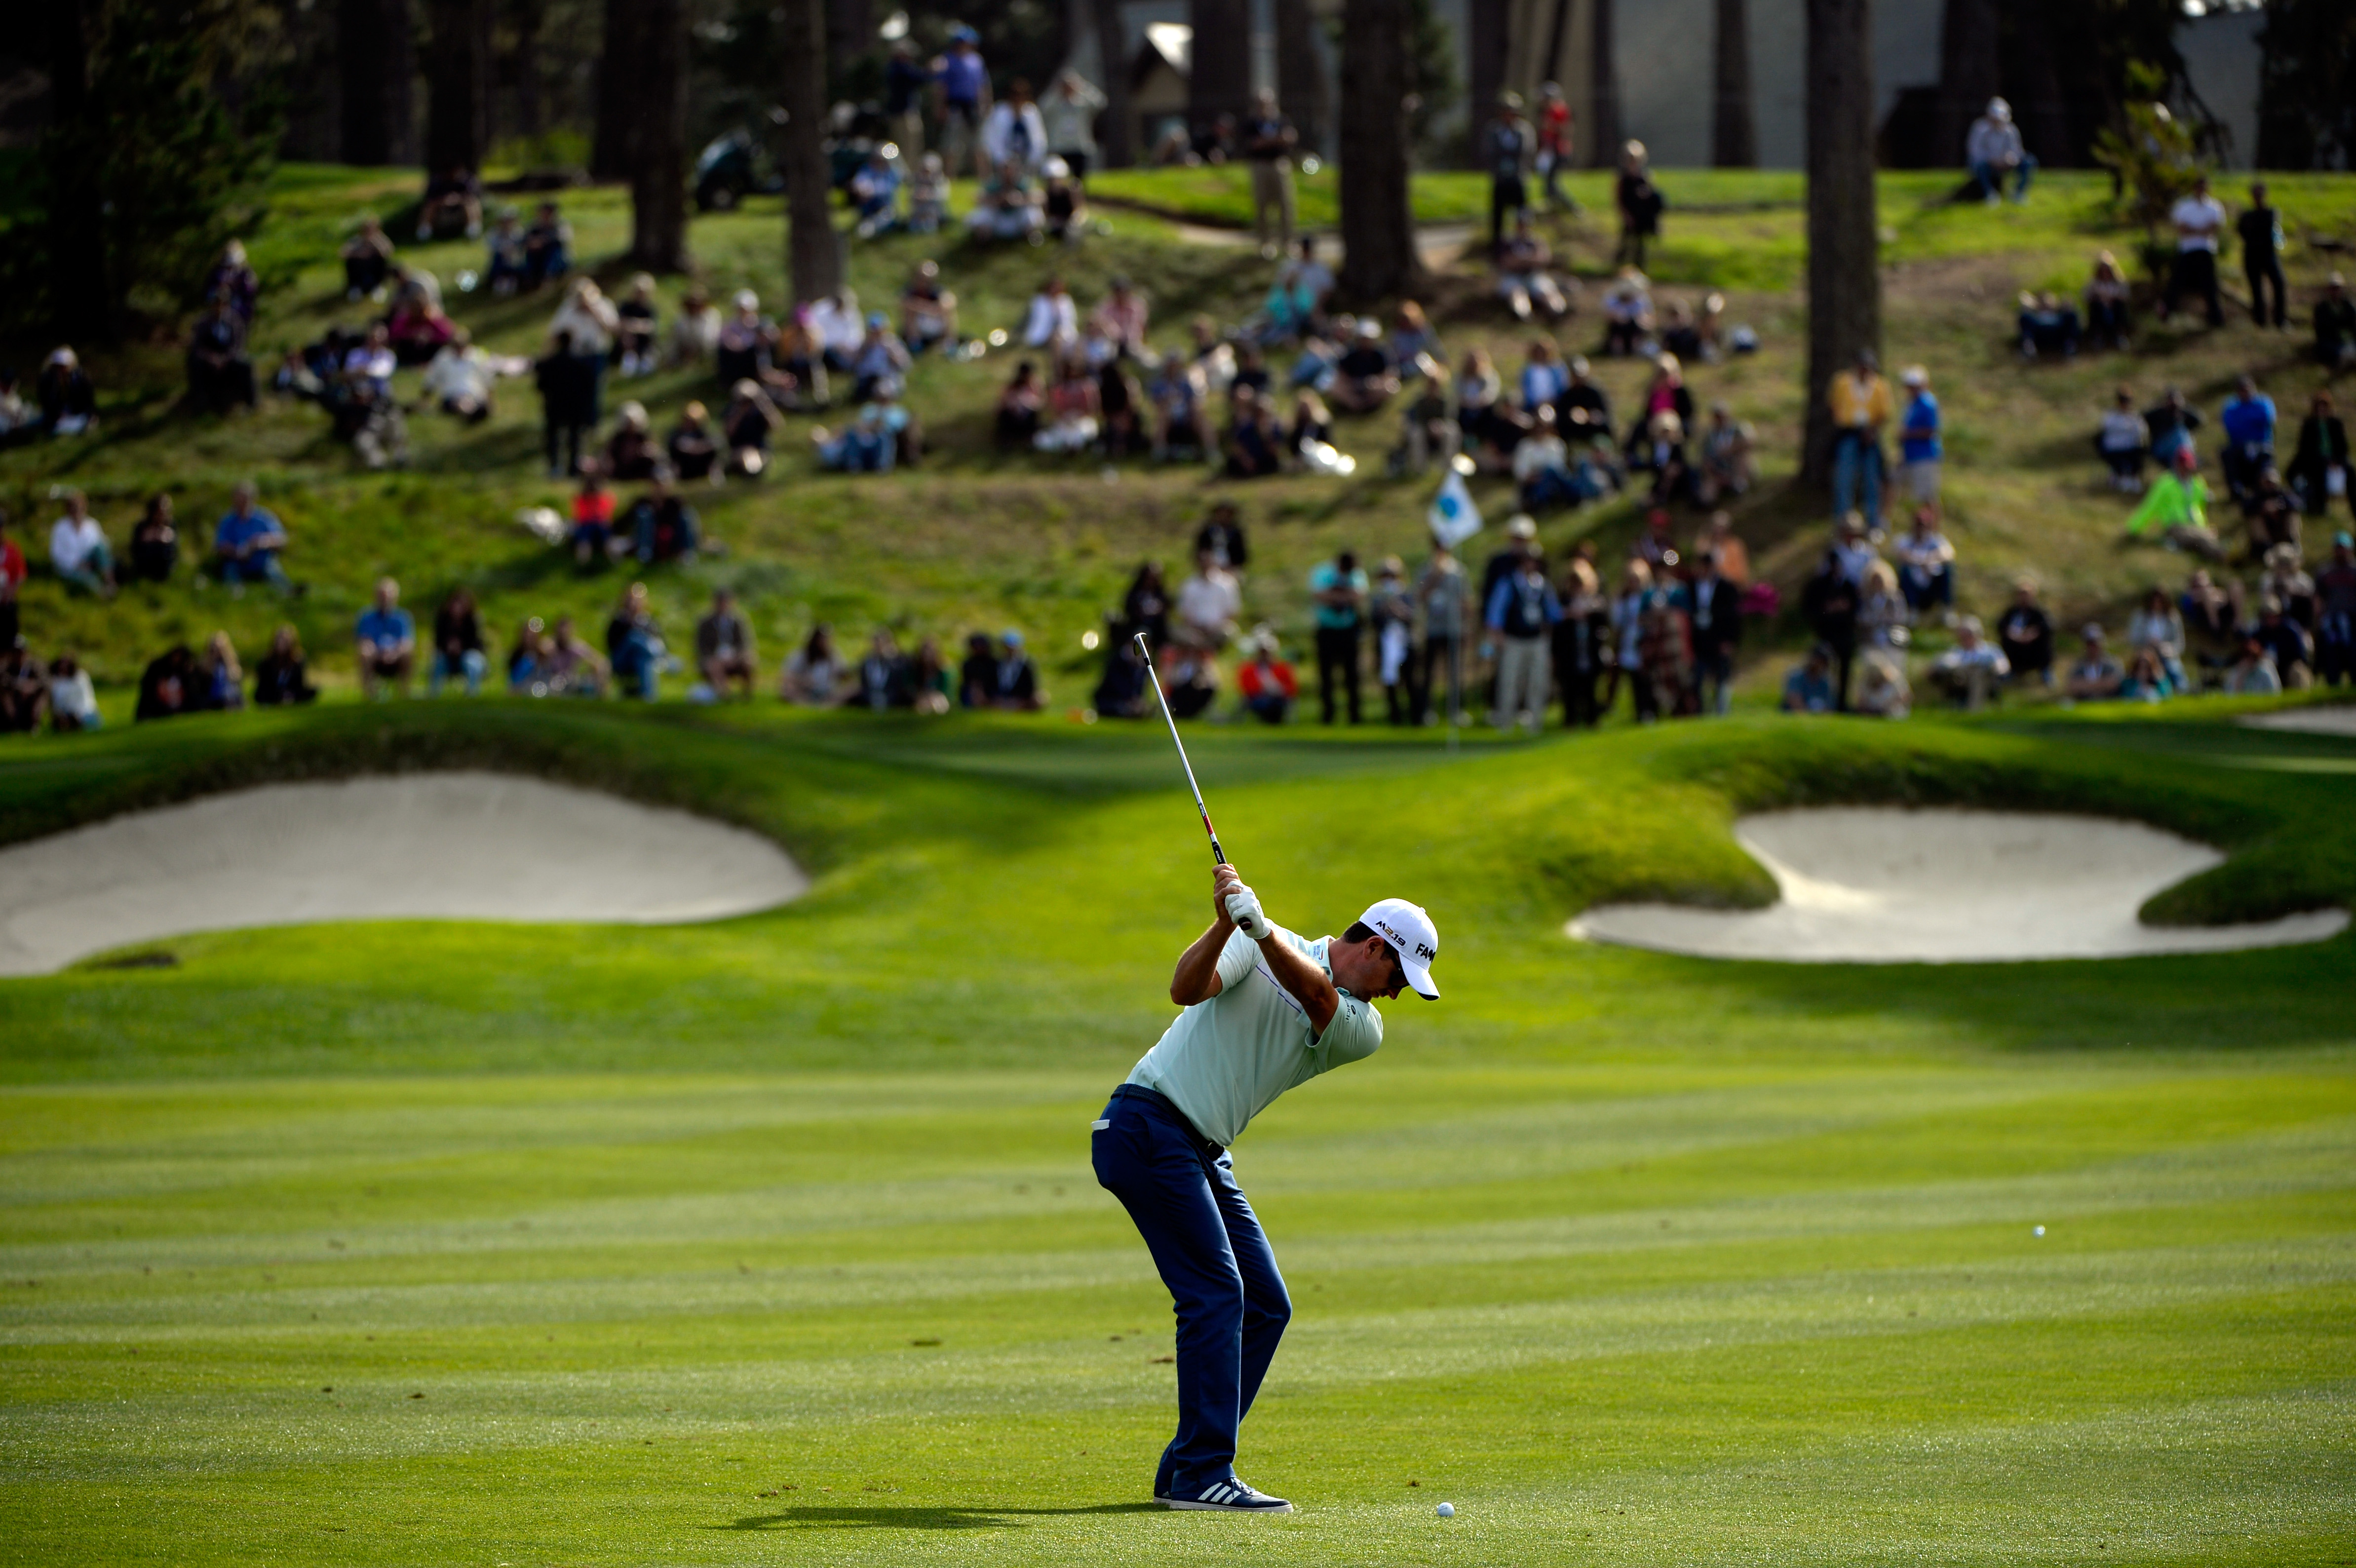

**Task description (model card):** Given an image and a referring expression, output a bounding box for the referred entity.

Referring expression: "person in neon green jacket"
[2126,445,2223,559]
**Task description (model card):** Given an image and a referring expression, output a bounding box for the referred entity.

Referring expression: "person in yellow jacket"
[1827,349,1893,526]
[2126,444,2224,559]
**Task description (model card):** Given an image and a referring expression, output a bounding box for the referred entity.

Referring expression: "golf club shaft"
[1133,632,1226,865]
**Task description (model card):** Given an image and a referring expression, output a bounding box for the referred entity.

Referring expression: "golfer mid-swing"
[1093,862,1440,1513]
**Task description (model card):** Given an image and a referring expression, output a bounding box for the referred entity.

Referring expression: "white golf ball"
[2033,1225,2046,1238]
[1435,1502,1455,1518]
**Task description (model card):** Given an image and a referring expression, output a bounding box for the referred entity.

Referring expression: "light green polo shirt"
[1125,924,1385,1147]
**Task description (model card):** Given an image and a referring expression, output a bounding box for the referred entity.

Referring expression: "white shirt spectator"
[982,99,1050,171]
[668,302,721,364]
[1933,640,2009,676]
[421,343,492,406]
[343,341,396,392]
[50,514,109,576]
[50,666,98,725]
[1511,430,1567,485]
[2099,409,2148,453]
[1023,289,1079,350]
[1834,535,1879,586]
[1041,76,1106,159]
[549,285,620,355]
[807,294,865,358]
[1176,566,1241,641]
[2171,191,2226,253]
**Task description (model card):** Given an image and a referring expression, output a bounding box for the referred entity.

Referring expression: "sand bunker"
[1570,807,2347,963]
[0,771,809,976]
[2242,707,2356,738]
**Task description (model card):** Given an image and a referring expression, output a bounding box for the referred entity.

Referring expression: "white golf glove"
[1225,885,1273,940]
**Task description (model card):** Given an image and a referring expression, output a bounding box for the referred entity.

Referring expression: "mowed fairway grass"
[2,702,2354,1565]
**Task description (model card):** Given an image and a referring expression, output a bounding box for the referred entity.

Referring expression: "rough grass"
[1,704,2353,1565]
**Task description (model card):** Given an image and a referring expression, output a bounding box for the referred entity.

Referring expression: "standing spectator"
[1799,546,1860,709]
[884,38,931,158]
[2218,375,2277,502]
[1696,510,1750,587]
[1309,549,1369,724]
[46,652,99,731]
[1826,349,1892,526]
[1965,97,2034,203]
[2289,391,2349,522]
[428,587,487,696]
[38,347,98,435]
[1413,543,1468,726]
[1481,91,1534,259]
[537,330,599,477]
[1242,90,1298,258]
[2085,251,2131,349]
[2313,533,2356,687]
[1551,555,1608,727]
[1536,81,1575,213]
[49,491,117,596]
[2096,386,2150,492]
[2316,274,2356,370]
[695,589,757,698]
[1485,547,1559,733]
[1371,557,1415,725]
[1044,69,1106,182]
[1614,141,1662,268]
[1893,506,1956,613]
[1997,579,2054,685]
[2162,176,2227,327]
[355,577,416,699]
[1685,550,1741,716]
[253,625,320,706]
[936,27,992,178]
[2238,181,2287,331]
[982,76,1046,172]
[1895,367,1941,505]
[341,216,395,299]
[135,645,198,722]
[1603,559,1652,720]
[214,483,291,591]
[1929,617,2010,709]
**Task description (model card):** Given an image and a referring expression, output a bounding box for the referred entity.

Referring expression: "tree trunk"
[425,0,491,172]
[1093,0,1134,167]
[1800,0,1880,485]
[1712,0,1756,166]
[341,0,417,165]
[781,0,841,301]
[1273,0,1327,153]
[1337,0,1422,302]
[1188,0,1253,133]
[629,0,689,270]
[44,0,111,340]
[1464,0,1506,167]
[509,0,546,142]
[1588,0,1621,167]
[592,0,640,181]
[1933,0,2000,168]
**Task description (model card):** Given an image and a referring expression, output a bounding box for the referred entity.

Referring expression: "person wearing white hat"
[1094,868,1439,1514]
[1966,96,2034,205]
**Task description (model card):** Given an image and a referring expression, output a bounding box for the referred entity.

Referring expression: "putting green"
[3,703,2352,1566]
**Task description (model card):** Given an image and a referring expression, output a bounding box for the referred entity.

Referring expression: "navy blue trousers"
[1092,1084,1292,1495]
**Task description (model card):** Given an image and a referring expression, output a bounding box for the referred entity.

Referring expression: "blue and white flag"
[1428,469,1483,548]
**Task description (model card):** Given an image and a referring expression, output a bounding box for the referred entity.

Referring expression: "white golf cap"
[1359,898,1440,1000]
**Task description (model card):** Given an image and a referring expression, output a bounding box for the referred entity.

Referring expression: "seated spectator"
[2064,624,2125,700]
[1781,644,1838,713]
[850,149,904,236]
[2120,646,2174,702]
[665,285,720,368]
[503,617,549,695]
[45,651,98,731]
[1627,352,1694,449]
[427,587,486,696]
[628,473,700,564]
[49,491,116,596]
[1195,499,1248,569]
[2251,596,2314,687]
[1857,560,1908,649]
[997,360,1045,448]
[135,644,198,722]
[1329,320,1398,415]
[605,402,657,481]
[195,631,244,711]
[2220,634,2283,695]
[2315,273,2356,371]
[967,160,1042,241]
[1235,627,1297,724]
[1893,507,1956,612]
[984,630,1043,711]
[779,624,843,704]
[253,625,319,706]
[1286,389,1338,462]
[1190,316,1237,400]
[721,380,784,476]
[341,217,395,300]
[186,287,256,414]
[907,153,950,233]
[1832,512,1879,586]
[213,483,290,591]
[715,292,786,396]
[1519,338,1569,416]
[849,313,912,402]
[1042,157,1086,241]
[353,578,415,698]
[887,267,957,361]
[1149,353,1213,460]
[530,614,602,695]
[694,589,756,699]
[1694,510,1751,588]
[1035,354,1102,454]
[484,210,529,295]
[1097,354,1144,459]
[1658,301,1706,364]
[1997,579,2054,683]
[2246,470,2302,560]
[1390,360,1460,477]
[909,637,954,714]
[812,403,896,473]
[1599,268,1653,356]
[386,294,455,367]
[612,274,660,377]
[522,201,573,288]
[2086,251,2131,349]
[1497,220,1569,321]
[1091,275,1149,360]
[1854,647,1912,719]
[605,581,666,700]
[417,329,498,423]
[1390,301,1442,373]
[2318,533,2356,687]
[2257,543,2317,633]
[1091,630,1153,719]
[1966,96,2034,203]
[1632,411,1691,505]
[1023,275,1079,354]
[1223,383,1284,477]
[38,347,98,436]
[2219,375,2278,502]
[418,164,483,239]
[0,639,45,732]
[2287,390,2349,521]
[957,631,998,708]
[2180,567,2240,662]
[2095,387,2149,491]
[202,239,259,322]
[2126,446,2221,559]
[1694,403,1756,505]
[2144,388,2203,469]
[1929,616,2010,709]
[2126,585,2189,689]
[869,379,923,467]
[128,494,178,584]
[855,628,911,710]
[569,467,618,566]
[2016,291,2080,359]
[666,401,719,483]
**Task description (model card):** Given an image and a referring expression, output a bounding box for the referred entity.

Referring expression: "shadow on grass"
[719,1501,1162,1531]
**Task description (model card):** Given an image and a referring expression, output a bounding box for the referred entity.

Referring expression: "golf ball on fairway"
[1436,1502,1455,1518]
[2033,1225,2046,1237]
